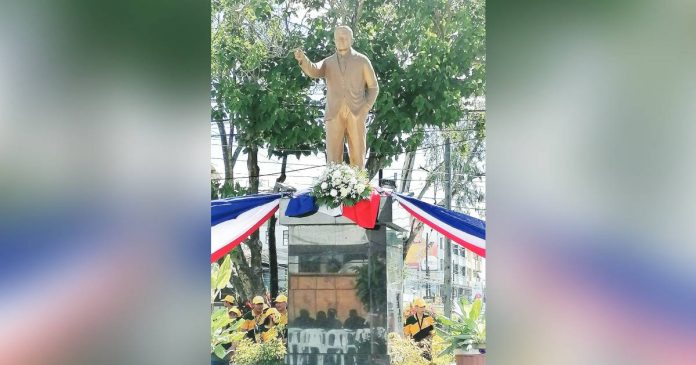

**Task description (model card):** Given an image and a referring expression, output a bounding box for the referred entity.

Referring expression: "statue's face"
[334,29,352,54]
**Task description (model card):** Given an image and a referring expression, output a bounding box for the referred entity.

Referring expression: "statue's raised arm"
[294,48,325,79]
[293,26,379,169]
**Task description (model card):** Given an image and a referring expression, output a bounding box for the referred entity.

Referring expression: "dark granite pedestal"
[279,196,402,365]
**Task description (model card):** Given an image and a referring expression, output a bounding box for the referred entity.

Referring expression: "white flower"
[330,189,338,197]
[332,170,342,179]
[321,182,328,190]
[350,177,357,185]
[356,183,366,192]
[340,187,349,197]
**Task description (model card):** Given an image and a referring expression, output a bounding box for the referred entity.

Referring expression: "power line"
[230,165,323,179]
[209,110,486,124]
[209,128,485,138]
[210,135,484,154]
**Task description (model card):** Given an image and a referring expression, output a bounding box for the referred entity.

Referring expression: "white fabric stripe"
[211,199,280,254]
[318,204,342,217]
[395,195,486,249]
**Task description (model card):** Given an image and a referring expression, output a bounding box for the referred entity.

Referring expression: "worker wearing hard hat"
[403,297,435,361]
[228,306,242,321]
[222,295,235,309]
[274,294,289,326]
[240,296,266,342]
[274,294,289,344]
[258,307,281,343]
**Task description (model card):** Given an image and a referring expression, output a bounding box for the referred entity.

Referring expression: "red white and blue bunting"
[393,193,486,258]
[211,194,281,262]
[211,191,486,262]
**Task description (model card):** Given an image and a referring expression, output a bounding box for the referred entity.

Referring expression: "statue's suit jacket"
[299,49,379,120]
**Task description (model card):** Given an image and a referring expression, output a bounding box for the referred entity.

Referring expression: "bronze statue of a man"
[294,25,379,168]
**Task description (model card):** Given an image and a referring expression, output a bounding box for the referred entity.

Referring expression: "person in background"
[222,306,243,357]
[403,298,435,361]
[222,295,235,309]
[315,311,328,329]
[228,306,242,322]
[258,306,281,343]
[293,309,315,328]
[326,308,343,329]
[274,294,289,326]
[240,296,266,342]
[343,309,366,330]
[274,294,289,344]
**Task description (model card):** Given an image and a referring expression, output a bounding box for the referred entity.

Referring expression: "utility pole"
[443,137,453,318]
[425,232,430,299]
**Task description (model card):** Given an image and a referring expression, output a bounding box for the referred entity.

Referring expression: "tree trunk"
[402,219,424,260]
[399,150,416,193]
[365,154,383,181]
[267,154,288,299]
[243,146,264,295]
[215,120,232,185]
[247,146,260,194]
[350,0,364,32]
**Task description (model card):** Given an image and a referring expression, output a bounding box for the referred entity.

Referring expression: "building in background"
[403,226,485,309]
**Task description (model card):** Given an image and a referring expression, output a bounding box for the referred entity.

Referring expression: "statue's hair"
[335,25,353,39]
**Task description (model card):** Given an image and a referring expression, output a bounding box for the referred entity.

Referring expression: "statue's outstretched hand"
[293,49,305,62]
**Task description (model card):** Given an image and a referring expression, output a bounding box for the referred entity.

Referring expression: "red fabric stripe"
[210,205,279,263]
[399,202,486,258]
[342,190,380,229]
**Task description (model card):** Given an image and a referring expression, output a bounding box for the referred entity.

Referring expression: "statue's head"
[334,26,353,55]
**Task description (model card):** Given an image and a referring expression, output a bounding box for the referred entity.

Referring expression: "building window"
[454,264,459,275]
[439,237,443,249]
[440,259,444,270]
[282,230,289,246]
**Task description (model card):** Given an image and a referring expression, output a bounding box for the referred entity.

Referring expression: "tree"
[211,0,324,298]
[401,108,486,259]
[360,0,485,178]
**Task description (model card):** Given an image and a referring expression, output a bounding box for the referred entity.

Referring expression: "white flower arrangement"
[311,163,372,209]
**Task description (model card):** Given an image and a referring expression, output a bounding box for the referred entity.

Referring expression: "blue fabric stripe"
[396,193,486,239]
[211,194,281,226]
[284,192,318,217]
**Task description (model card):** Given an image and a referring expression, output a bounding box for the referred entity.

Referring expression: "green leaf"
[213,344,227,359]
[213,254,232,290]
[469,297,482,322]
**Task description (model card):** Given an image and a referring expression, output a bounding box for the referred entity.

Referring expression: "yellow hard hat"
[223,295,235,304]
[229,307,242,316]
[413,298,427,307]
[264,308,280,321]
[252,296,265,305]
[275,294,288,303]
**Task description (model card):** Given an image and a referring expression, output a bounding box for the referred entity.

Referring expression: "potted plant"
[436,297,486,365]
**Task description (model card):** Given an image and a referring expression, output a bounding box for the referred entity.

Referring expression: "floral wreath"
[311,163,372,209]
